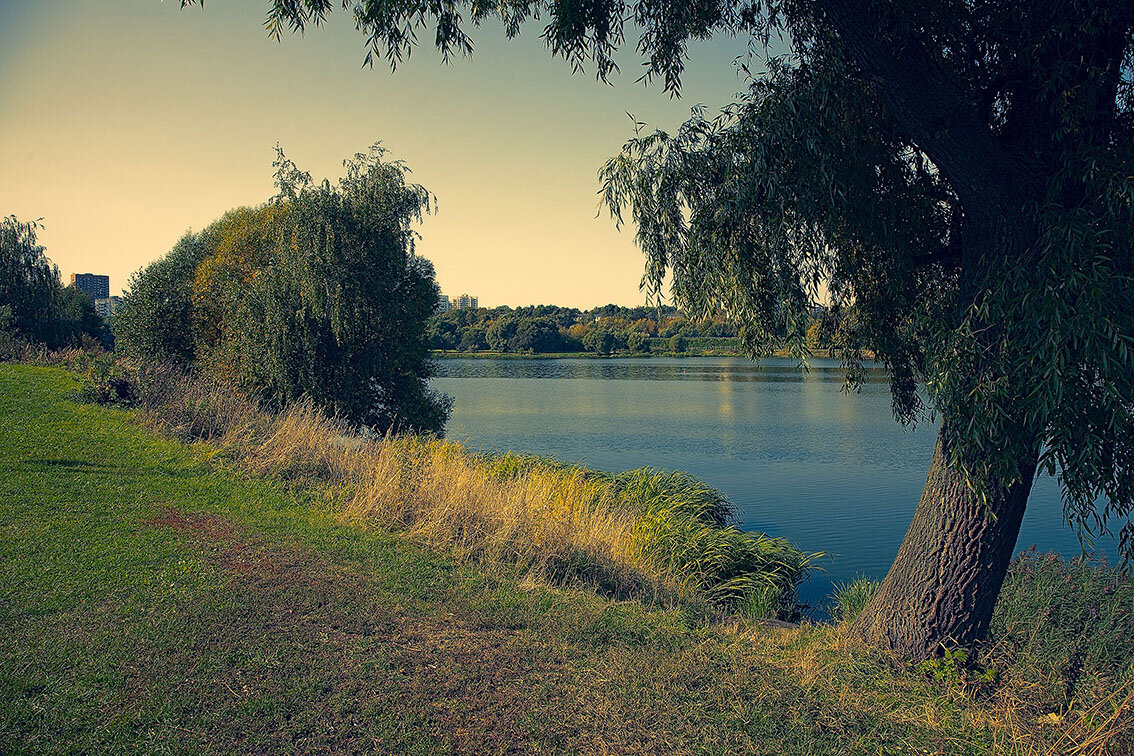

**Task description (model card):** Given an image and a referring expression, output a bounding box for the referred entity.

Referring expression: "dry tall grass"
[247,404,813,613]
[350,438,649,598]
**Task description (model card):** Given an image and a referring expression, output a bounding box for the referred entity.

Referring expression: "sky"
[0,1,757,308]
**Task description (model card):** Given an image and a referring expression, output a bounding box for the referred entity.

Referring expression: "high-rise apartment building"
[70,273,110,300]
[94,296,123,319]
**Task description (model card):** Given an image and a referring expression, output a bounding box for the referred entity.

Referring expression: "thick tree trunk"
[852,427,1038,659]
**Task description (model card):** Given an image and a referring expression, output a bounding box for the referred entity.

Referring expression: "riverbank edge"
[55,353,819,619]
[2,361,1131,753]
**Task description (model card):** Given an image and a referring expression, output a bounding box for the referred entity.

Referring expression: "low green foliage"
[76,355,136,406]
[986,550,1134,713]
[831,576,880,622]
[919,648,995,689]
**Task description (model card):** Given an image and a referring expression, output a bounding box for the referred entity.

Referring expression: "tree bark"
[852,427,1038,659]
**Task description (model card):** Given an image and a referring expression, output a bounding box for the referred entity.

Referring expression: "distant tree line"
[114,145,451,434]
[0,216,104,351]
[430,303,840,355]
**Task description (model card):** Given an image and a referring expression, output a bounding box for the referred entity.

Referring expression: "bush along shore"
[3,349,1133,754]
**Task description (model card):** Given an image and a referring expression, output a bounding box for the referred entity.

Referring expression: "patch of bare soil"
[142,507,573,754]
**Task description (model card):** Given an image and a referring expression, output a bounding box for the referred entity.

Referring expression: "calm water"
[431,356,1119,608]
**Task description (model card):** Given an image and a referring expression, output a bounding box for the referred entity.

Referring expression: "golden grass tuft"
[241,399,365,483]
[345,437,649,595]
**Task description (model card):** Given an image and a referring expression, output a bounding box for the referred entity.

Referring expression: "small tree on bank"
[179,1,1134,659]
[114,234,207,366]
[116,145,451,434]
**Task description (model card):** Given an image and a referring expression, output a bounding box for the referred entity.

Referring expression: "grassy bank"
[3,363,1132,754]
[66,354,814,618]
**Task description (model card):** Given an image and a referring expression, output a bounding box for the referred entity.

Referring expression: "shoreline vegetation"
[151,353,815,619]
[44,346,820,620]
[3,351,1132,753]
[428,303,855,360]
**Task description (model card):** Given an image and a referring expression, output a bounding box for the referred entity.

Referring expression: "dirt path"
[143,507,572,754]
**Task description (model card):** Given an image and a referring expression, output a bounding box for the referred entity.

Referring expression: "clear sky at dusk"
[0,1,758,307]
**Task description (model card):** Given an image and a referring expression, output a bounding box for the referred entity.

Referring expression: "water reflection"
[431,356,1117,609]
[433,356,891,383]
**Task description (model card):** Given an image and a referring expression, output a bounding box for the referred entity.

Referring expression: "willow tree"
[117,145,452,434]
[183,0,1134,659]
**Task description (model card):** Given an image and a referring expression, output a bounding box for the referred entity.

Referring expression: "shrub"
[831,576,879,622]
[78,358,136,406]
[113,233,207,365]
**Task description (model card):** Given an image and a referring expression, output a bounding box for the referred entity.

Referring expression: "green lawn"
[0,364,1071,754]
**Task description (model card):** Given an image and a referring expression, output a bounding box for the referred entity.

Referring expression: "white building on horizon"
[439,293,478,312]
[94,296,123,319]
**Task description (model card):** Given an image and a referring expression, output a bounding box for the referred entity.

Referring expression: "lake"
[431,356,1119,609]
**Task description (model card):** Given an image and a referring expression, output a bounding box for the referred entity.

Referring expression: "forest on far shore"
[430,303,840,355]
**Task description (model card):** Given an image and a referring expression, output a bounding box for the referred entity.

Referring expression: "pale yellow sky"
[0,1,754,307]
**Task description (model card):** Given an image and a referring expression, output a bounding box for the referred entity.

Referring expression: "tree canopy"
[429,302,784,354]
[199,0,1134,546]
[598,6,1134,556]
